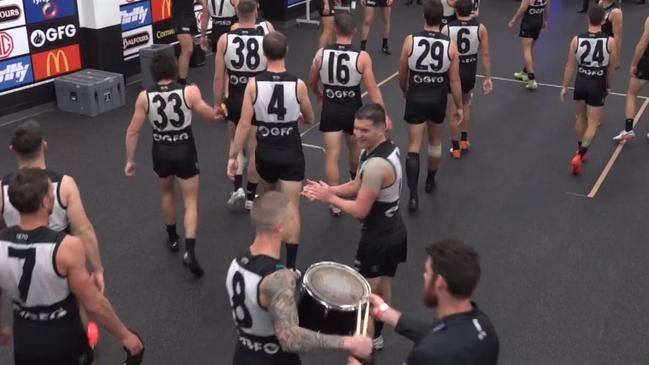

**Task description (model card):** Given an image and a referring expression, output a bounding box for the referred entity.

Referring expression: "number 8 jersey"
[407,31,452,99]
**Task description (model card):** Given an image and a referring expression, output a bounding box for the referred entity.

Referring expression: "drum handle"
[354,300,370,336]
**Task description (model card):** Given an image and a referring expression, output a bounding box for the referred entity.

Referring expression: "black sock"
[245,182,258,201]
[625,118,634,132]
[578,146,588,157]
[460,132,468,141]
[185,238,196,255]
[350,170,357,180]
[382,38,388,48]
[374,320,384,339]
[178,78,187,85]
[166,224,178,240]
[360,40,367,50]
[285,243,298,269]
[452,140,460,150]
[234,175,243,190]
[528,73,536,80]
[523,67,528,73]
[405,153,420,194]
[426,169,437,184]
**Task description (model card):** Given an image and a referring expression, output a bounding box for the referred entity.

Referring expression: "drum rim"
[302,261,371,312]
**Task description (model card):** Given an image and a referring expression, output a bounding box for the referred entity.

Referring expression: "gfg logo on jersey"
[0,56,33,91]
[258,126,294,138]
[121,1,152,32]
[325,89,356,99]
[229,75,249,85]
[29,21,77,50]
[24,0,76,25]
[413,74,445,84]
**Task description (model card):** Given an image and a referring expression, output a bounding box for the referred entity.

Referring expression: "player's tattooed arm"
[264,270,345,354]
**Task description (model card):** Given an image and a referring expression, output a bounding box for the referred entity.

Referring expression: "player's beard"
[423,283,438,308]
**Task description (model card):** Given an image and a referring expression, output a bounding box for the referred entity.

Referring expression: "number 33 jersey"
[0,226,76,321]
[146,83,194,146]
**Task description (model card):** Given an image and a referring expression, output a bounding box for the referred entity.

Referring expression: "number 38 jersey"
[319,44,363,116]
[576,32,611,79]
[0,226,79,322]
[447,19,480,78]
[254,72,302,152]
[226,253,299,363]
[147,83,194,146]
[407,31,452,100]
[225,28,267,100]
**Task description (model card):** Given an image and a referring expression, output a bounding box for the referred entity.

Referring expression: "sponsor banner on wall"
[27,16,78,52]
[23,0,77,25]
[151,0,172,23]
[0,0,26,31]
[0,54,33,91]
[152,19,175,44]
[0,26,30,61]
[31,43,81,81]
[121,1,152,32]
[119,0,145,5]
[123,24,153,58]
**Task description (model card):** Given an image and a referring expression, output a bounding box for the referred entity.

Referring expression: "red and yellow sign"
[152,0,172,22]
[31,43,81,81]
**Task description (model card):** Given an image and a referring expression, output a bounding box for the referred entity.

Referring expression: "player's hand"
[324,0,330,14]
[343,335,373,359]
[92,270,105,294]
[560,87,567,103]
[630,65,638,78]
[302,180,333,204]
[227,158,238,181]
[385,114,394,131]
[368,293,386,317]
[346,356,363,365]
[483,77,493,95]
[542,21,547,31]
[200,35,209,52]
[124,161,136,177]
[507,20,515,30]
[298,112,305,127]
[0,326,12,346]
[215,104,226,122]
[122,330,144,365]
[455,108,464,126]
[386,0,394,6]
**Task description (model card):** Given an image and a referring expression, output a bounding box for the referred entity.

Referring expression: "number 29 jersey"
[226,253,300,365]
[407,31,452,101]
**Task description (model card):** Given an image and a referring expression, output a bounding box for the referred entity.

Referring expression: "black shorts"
[255,148,305,183]
[320,108,357,134]
[573,76,607,107]
[234,348,301,365]
[152,144,200,179]
[404,93,448,124]
[355,232,407,278]
[210,23,232,53]
[365,0,389,7]
[173,10,198,35]
[14,319,93,365]
[314,0,335,16]
[636,55,649,81]
[519,19,542,40]
[225,93,244,124]
[460,73,477,94]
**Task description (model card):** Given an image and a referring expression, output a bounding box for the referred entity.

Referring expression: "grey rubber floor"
[1,1,649,364]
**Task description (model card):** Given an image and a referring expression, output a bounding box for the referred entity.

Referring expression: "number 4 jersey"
[226,253,301,365]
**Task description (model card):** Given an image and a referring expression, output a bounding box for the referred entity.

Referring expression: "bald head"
[251,191,290,233]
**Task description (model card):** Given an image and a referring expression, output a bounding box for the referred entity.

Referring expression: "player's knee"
[427,144,442,158]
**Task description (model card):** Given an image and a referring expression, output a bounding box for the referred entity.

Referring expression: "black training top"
[395,303,499,365]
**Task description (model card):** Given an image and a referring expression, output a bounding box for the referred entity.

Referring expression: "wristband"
[375,303,389,319]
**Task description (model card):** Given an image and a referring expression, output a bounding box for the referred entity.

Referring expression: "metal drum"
[298,262,371,335]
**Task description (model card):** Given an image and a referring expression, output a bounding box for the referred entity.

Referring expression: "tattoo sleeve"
[265,270,346,354]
